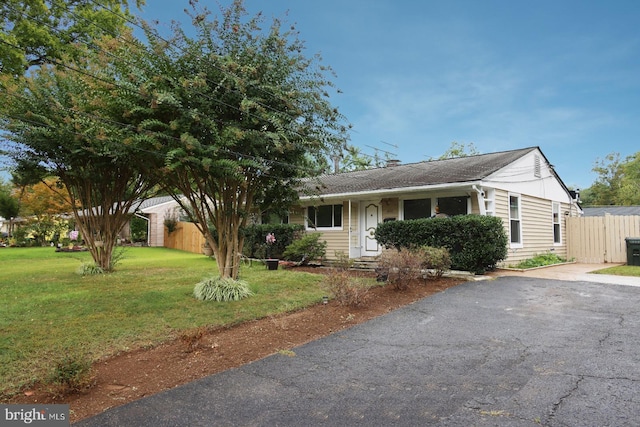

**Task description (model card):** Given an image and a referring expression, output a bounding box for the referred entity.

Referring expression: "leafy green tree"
[338,145,371,171]
[434,141,479,160]
[0,0,144,75]
[336,145,396,172]
[617,152,640,205]
[121,1,348,279]
[16,177,70,245]
[0,36,159,269]
[581,152,625,205]
[0,182,20,237]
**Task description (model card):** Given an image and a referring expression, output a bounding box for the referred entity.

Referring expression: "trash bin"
[625,238,640,266]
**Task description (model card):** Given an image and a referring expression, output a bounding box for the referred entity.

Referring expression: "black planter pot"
[266,259,279,270]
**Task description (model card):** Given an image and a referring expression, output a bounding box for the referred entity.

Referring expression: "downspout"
[348,200,352,259]
[471,185,486,215]
[134,213,150,246]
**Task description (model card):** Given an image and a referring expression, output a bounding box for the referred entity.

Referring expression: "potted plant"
[265,232,278,270]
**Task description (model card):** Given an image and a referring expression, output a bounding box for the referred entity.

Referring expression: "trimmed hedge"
[242,223,305,259]
[375,215,508,274]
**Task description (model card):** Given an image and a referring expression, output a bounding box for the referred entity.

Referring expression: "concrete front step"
[349,259,379,271]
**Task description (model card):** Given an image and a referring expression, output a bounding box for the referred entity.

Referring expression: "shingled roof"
[302,147,538,197]
[582,206,640,217]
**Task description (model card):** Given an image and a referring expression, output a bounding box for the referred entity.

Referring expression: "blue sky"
[3,0,638,190]
[175,0,635,191]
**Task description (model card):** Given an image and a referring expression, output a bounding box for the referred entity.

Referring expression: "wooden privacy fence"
[567,215,640,263]
[164,221,205,254]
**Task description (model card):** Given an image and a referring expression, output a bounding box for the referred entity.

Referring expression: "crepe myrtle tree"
[0,38,159,270]
[121,0,348,279]
[0,0,144,75]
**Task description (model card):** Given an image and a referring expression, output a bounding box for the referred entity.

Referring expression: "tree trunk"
[206,184,252,280]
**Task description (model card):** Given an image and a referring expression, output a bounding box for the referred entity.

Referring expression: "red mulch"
[7,267,464,423]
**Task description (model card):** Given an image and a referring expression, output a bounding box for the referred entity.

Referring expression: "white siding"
[486,149,570,203]
[142,203,182,247]
[290,202,350,260]
[495,188,570,266]
[148,213,163,247]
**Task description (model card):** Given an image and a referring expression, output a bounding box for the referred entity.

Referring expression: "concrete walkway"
[488,262,640,286]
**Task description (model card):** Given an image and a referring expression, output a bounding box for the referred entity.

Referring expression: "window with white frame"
[307,204,343,229]
[552,202,561,244]
[509,194,522,246]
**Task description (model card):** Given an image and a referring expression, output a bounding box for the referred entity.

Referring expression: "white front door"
[361,201,381,256]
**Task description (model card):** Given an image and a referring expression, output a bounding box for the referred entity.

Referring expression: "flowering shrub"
[265,232,276,258]
[266,232,276,245]
[241,224,304,259]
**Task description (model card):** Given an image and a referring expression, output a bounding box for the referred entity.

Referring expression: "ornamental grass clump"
[76,262,104,276]
[193,277,254,302]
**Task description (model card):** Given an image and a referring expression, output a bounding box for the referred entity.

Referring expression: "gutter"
[299,181,484,202]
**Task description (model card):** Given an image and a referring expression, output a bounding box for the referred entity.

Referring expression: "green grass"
[0,247,329,396]
[591,265,640,276]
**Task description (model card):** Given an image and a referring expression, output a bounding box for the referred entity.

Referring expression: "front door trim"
[361,201,381,257]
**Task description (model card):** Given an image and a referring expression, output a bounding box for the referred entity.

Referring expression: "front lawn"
[0,247,327,396]
[591,265,640,276]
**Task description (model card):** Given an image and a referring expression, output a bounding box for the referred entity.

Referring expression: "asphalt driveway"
[77,276,640,426]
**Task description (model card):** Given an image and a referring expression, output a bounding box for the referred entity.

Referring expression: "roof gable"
[136,196,177,211]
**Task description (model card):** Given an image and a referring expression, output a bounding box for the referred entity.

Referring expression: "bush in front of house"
[323,269,371,306]
[417,245,452,278]
[376,247,424,290]
[323,250,370,306]
[282,232,327,265]
[242,224,304,259]
[375,215,508,274]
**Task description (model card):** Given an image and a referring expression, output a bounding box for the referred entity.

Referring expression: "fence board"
[164,221,205,254]
[567,215,640,263]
